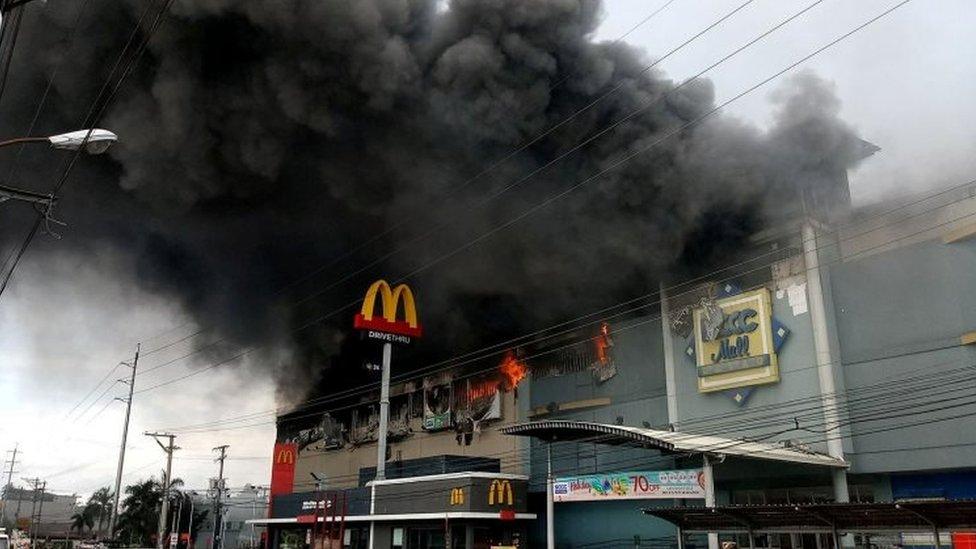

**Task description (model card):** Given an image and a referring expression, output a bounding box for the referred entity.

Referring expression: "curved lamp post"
[0,128,118,155]
[0,129,119,206]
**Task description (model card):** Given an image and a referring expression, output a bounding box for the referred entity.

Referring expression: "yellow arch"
[359,280,419,328]
[359,280,394,321]
[391,284,419,328]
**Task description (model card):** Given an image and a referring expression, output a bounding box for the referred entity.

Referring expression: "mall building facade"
[260,165,976,548]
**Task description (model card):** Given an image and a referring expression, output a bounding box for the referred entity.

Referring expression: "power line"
[64,361,123,419]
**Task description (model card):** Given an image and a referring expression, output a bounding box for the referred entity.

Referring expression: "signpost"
[354,280,422,549]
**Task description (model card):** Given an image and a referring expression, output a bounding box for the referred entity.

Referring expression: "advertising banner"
[553,469,705,502]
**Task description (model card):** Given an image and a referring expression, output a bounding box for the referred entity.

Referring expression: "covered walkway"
[642,501,976,549]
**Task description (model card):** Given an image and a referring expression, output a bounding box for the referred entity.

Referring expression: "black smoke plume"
[0,0,866,403]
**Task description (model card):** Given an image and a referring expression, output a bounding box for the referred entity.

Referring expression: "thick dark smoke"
[0,0,866,403]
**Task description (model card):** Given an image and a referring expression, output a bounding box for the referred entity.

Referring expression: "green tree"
[115,472,184,545]
[70,507,94,534]
[87,487,113,534]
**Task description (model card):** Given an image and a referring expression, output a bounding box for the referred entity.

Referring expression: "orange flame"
[595,322,612,364]
[465,379,499,402]
[499,352,528,390]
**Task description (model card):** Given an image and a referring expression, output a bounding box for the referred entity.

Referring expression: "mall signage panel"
[552,469,705,502]
[692,288,780,393]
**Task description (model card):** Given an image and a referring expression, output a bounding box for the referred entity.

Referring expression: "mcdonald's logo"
[276,448,295,464]
[488,480,514,506]
[449,487,465,506]
[271,443,297,496]
[353,279,423,338]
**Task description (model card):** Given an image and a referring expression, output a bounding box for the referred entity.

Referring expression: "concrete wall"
[828,236,976,473]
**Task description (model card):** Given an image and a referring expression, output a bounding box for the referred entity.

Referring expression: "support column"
[546,443,555,549]
[660,282,679,426]
[702,454,718,549]
[802,221,849,503]
[376,342,392,481]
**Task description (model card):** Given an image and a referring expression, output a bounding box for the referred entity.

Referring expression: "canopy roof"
[500,420,847,468]
[642,501,976,534]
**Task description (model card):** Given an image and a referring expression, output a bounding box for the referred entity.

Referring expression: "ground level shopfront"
[252,473,536,549]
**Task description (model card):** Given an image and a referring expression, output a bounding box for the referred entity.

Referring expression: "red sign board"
[954,533,976,549]
[499,509,515,521]
[270,442,297,496]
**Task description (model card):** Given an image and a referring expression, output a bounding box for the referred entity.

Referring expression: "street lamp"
[0,128,119,155]
[0,128,119,208]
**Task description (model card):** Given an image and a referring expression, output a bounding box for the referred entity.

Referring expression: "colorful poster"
[552,469,705,502]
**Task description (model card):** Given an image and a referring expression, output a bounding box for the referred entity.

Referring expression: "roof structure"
[500,420,847,468]
[642,501,976,534]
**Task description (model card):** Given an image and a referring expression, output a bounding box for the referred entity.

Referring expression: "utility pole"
[210,445,229,549]
[109,344,140,539]
[1,444,19,526]
[22,477,45,545]
[146,432,179,549]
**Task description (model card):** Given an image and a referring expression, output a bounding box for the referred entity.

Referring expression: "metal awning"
[642,501,976,534]
[501,420,847,468]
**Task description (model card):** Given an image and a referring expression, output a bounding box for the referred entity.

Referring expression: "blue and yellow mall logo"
[688,287,789,402]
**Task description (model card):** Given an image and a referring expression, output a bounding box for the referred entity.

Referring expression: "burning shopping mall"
[250,150,976,549]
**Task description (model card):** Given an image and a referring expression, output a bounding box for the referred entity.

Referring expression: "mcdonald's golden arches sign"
[488,479,514,506]
[353,280,422,339]
[270,442,297,496]
[449,487,465,506]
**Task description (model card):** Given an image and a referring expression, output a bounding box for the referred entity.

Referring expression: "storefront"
[251,472,536,549]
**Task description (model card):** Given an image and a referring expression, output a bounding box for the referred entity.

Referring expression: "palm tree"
[71,507,94,534]
[87,487,113,534]
[115,472,185,545]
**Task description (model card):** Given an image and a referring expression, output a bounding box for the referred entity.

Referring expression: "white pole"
[367,485,376,549]
[659,282,679,426]
[376,342,392,481]
[546,443,555,549]
[801,221,850,503]
[702,454,718,549]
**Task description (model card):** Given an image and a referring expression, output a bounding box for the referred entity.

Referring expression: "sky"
[1,0,974,501]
